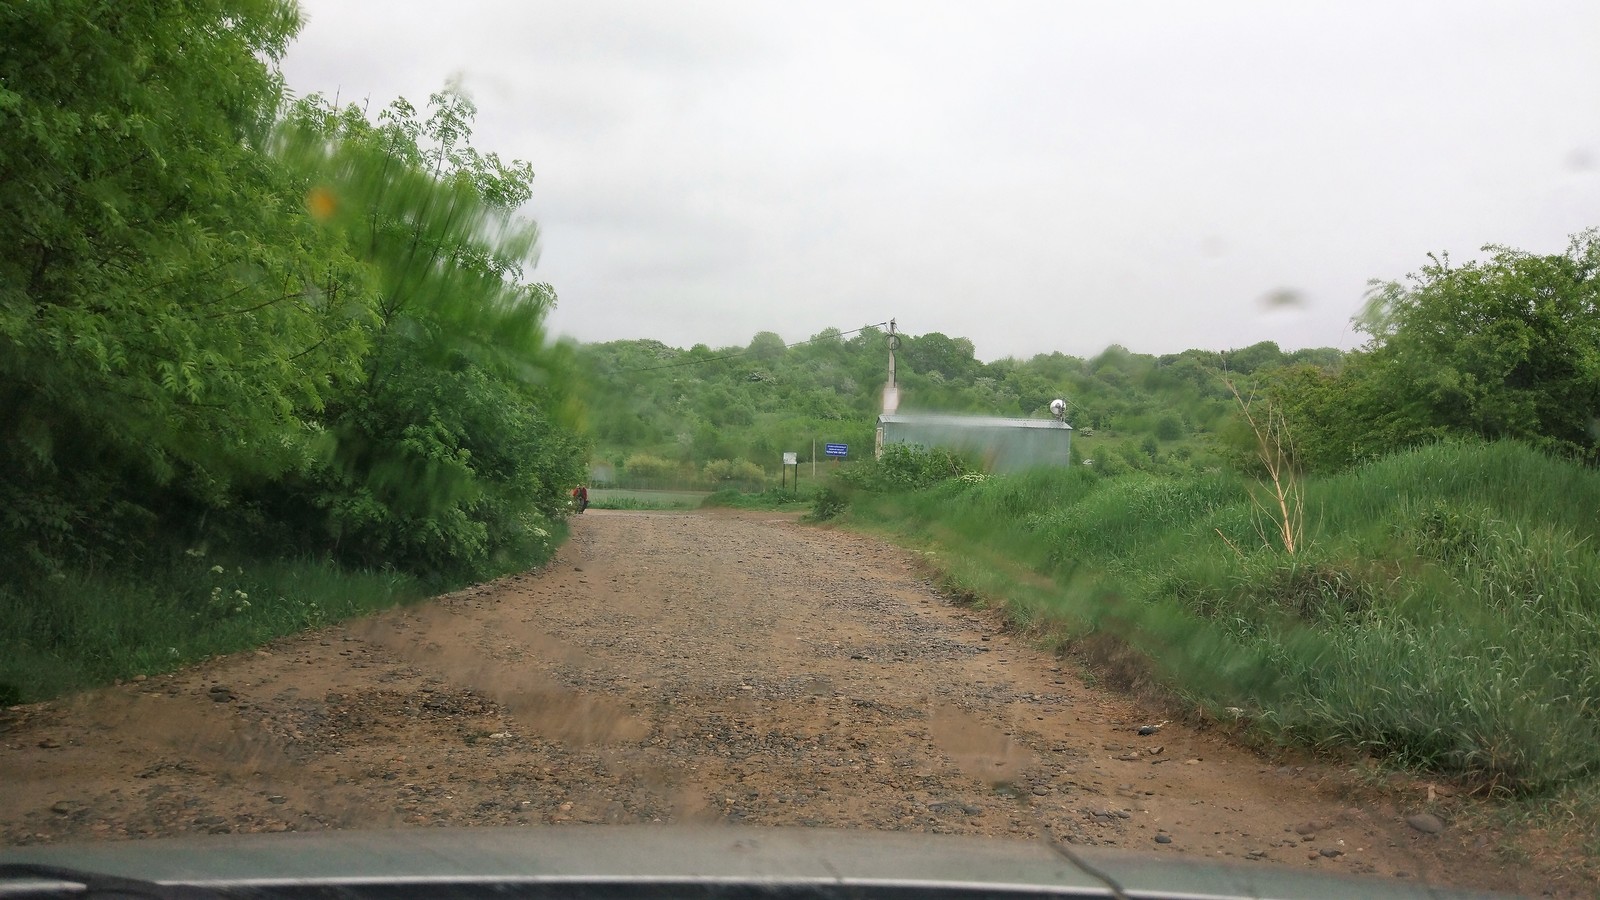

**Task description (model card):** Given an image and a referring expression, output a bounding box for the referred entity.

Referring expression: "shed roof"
[877,413,1072,431]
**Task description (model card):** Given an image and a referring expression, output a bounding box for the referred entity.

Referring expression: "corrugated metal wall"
[878,418,1071,472]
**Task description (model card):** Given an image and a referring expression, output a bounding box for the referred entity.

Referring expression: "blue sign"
[825,443,848,458]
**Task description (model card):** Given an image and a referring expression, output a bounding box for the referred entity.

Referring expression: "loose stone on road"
[0,510,1544,893]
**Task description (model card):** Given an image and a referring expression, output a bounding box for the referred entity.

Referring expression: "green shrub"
[836,444,971,492]
[0,551,427,702]
[703,458,765,484]
[625,453,678,481]
[808,487,851,521]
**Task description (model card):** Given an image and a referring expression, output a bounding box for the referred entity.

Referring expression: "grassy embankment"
[700,486,817,512]
[0,525,569,705]
[835,441,1600,852]
[2,480,810,701]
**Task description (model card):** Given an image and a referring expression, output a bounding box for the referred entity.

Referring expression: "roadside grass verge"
[700,486,816,511]
[0,522,571,705]
[588,489,708,510]
[835,441,1600,801]
[0,556,420,703]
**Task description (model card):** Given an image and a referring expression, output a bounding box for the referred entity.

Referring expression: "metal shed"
[875,413,1073,473]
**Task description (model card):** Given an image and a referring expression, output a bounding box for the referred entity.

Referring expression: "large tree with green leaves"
[1270,232,1600,470]
[0,0,370,569]
[1355,232,1600,461]
[272,89,584,578]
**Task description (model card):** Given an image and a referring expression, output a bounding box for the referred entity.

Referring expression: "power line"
[613,322,890,374]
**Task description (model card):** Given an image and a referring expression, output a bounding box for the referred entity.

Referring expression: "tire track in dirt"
[0,509,1557,894]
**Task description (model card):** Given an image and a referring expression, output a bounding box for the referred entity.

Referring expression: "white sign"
[782,452,798,465]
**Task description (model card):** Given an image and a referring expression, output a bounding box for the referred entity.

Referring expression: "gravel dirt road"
[0,510,1566,894]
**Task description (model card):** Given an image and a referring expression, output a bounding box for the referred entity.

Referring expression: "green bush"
[703,458,765,484]
[298,357,579,581]
[624,453,678,481]
[807,487,850,521]
[1270,231,1600,469]
[836,444,971,492]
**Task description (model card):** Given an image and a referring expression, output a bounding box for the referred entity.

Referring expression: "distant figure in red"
[572,484,589,513]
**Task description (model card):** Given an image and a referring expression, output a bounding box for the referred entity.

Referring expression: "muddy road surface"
[0,510,1561,894]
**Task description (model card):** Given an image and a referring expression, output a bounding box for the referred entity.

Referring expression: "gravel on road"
[0,509,1553,894]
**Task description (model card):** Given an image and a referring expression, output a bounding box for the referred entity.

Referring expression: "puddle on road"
[354,605,651,746]
[73,690,294,780]
[928,703,1034,786]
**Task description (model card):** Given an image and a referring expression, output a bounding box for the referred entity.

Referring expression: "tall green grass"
[0,554,425,703]
[700,486,817,511]
[587,489,708,510]
[0,519,570,704]
[843,441,1600,794]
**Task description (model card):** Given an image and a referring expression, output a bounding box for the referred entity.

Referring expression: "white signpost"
[782,452,798,490]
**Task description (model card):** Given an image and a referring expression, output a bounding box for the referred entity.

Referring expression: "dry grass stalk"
[1224,376,1304,556]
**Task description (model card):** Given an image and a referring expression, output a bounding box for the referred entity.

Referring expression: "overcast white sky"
[278,1,1600,361]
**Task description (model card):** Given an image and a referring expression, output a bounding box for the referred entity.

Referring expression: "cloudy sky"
[278,1,1600,361]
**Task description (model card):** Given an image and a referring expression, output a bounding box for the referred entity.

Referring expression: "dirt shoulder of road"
[0,509,1581,896]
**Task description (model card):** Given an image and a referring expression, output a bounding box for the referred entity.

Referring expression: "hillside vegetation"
[578,327,1342,485]
[583,230,1599,488]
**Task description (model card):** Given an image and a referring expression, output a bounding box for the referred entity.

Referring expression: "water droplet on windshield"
[1259,287,1307,310]
[306,185,338,221]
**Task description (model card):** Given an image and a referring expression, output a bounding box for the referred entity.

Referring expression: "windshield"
[2,2,1597,899]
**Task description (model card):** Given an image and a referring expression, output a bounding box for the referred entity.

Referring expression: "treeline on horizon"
[580,229,1600,484]
[579,329,1330,484]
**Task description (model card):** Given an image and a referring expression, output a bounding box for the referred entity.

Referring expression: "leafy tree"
[902,332,979,381]
[0,0,586,703]
[1354,234,1600,462]
[1286,346,1344,369]
[747,331,787,361]
[1263,232,1600,472]
[0,0,370,570]
[1254,364,1361,472]
[1222,341,1286,375]
[1154,413,1185,441]
[271,88,584,577]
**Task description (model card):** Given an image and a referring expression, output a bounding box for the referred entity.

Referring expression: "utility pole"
[882,318,900,415]
[888,318,898,392]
